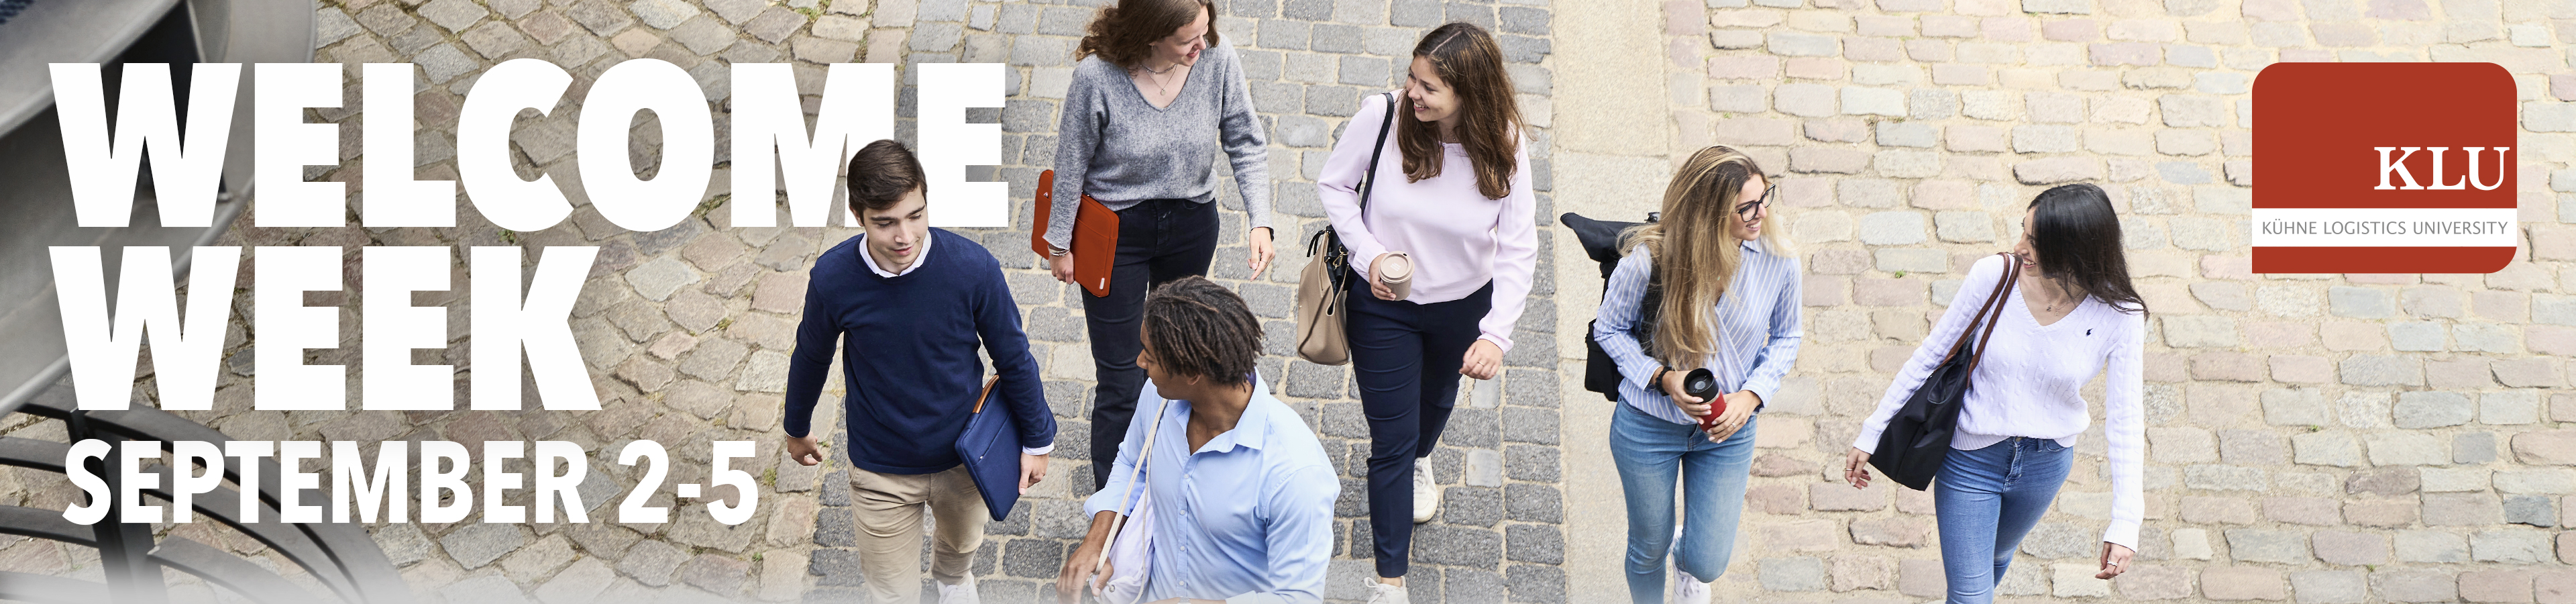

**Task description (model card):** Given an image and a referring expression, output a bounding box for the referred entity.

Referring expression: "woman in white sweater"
[1840,183,2147,604]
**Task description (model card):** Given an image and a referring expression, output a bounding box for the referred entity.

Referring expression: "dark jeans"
[1349,279,1493,578]
[1083,198,1218,489]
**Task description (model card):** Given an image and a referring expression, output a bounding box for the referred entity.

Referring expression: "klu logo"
[2373,147,2510,191]
[2251,62,2518,274]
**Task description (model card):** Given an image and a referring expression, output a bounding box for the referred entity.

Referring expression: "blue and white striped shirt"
[1593,240,1803,425]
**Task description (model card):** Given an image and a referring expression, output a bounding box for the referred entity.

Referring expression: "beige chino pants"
[849,464,989,604]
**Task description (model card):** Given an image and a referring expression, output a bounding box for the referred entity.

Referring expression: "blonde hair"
[1619,146,1790,368]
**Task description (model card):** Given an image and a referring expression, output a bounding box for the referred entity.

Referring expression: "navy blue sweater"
[783,229,1054,474]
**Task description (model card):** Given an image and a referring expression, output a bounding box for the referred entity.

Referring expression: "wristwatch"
[1047,244,1067,257]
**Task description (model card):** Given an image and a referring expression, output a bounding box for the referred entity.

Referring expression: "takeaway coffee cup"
[1376,252,1413,299]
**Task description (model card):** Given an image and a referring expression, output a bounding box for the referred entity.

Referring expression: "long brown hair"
[1399,22,1521,199]
[1075,0,1218,69]
[1621,146,1789,368]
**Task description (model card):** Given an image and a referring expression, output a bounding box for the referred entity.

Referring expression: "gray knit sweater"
[1044,41,1272,250]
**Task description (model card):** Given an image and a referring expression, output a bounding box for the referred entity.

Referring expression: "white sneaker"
[1668,523,1709,604]
[1411,465,1440,523]
[1669,568,1710,604]
[937,574,980,604]
[1364,578,1411,604]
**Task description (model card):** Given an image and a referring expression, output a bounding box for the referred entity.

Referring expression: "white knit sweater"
[1851,254,2147,550]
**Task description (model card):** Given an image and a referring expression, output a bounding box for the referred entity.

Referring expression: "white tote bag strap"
[1093,397,1174,575]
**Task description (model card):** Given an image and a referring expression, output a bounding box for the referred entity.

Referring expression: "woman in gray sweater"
[1046,0,1275,489]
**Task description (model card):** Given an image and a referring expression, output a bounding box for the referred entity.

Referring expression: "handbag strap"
[1358,92,1397,215]
[1310,92,1403,291]
[1966,254,2022,375]
[970,375,999,413]
[1939,253,2024,374]
[1634,257,1664,358]
[1091,396,1175,574]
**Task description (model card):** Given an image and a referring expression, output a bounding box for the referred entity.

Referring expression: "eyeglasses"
[1735,183,1776,220]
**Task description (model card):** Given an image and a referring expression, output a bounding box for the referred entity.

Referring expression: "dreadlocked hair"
[1142,276,1262,386]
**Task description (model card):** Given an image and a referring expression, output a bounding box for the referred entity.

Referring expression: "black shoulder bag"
[1870,252,2022,491]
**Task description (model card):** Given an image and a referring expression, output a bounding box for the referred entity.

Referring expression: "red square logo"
[2251,62,2518,273]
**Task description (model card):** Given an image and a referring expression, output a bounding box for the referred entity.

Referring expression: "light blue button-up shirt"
[1083,374,1339,604]
[1593,240,1803,425]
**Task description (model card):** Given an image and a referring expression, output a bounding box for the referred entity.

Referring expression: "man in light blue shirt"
[1055,277,1338,604]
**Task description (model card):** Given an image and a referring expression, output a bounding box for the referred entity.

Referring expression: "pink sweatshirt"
[1316,93,1538,352]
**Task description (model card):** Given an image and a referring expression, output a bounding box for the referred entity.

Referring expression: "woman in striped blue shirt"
[1591,146,1803,604]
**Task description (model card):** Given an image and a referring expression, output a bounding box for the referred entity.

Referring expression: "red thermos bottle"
[1684,368,1723,432]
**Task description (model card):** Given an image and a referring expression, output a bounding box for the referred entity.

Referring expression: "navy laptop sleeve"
[953,376,1022,521]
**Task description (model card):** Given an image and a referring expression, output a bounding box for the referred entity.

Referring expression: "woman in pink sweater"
[1315,22,1538,604]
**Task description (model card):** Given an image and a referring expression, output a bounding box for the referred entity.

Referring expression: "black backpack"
[1560,213,1662,401]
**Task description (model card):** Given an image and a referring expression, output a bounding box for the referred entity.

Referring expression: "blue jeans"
[1609,403,1756,604]
[1934,436,2074,604]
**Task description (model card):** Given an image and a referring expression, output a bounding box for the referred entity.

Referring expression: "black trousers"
[1084,198,1218,489]
[1349,279,1493,578]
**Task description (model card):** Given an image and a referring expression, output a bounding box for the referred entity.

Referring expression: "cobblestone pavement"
[0,0,1564,602]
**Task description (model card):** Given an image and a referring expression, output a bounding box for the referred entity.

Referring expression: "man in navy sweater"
[783,140,1055,604]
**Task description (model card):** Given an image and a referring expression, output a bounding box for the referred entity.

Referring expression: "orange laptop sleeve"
[1032,170,1120,297]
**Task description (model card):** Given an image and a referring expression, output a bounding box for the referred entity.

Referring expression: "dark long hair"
[1075,0,1218,68]
[1398,22,1520,199]
[2028,184,2145,315]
